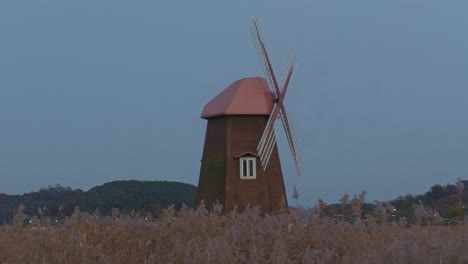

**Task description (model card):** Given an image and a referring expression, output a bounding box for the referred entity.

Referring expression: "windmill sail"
[253,19,303,176]
[257,104,280,169]
[279,109,303,175]
[251,19,280,97]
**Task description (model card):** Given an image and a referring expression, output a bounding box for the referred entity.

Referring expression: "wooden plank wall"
[227,115,288,213]
[195,116,228,209]
[196,115,288,214]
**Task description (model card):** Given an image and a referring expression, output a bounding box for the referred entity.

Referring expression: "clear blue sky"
[1,1,467,205]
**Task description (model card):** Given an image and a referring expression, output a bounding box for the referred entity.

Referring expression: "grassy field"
[1,204,467,264]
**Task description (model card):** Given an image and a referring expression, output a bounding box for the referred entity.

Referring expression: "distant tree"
[318,199,332,218]
[455,179,465,221]
[292,185,299,206]
[425,184,446,202]
[339,193,349,221]
[0,180,197,223]
[350,191,367,223]
[13,204,27,228]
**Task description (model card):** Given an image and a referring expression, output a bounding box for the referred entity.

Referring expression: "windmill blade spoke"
[257,104,281,170]
[287,117,302,175]
[251,19,281,97]
[279,107,303,175]
[259,130,274,168]
[258,128,273,162]
[281,48,295,88]
[258,129,273,160]
[252,31,276,96]
[289,114,303,171]
[252,31,275,95]
[261,120,280,169]
[257,104,279,154]
[280,50,296,98]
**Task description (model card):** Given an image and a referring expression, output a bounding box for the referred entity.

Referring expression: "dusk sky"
[1,1,467,205]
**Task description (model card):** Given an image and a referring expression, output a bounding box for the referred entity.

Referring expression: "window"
[240,157,256,179]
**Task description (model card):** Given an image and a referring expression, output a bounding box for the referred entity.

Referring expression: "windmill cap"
[201,77,274,119]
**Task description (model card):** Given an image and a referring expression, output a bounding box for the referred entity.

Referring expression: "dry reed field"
[0,203,467,264]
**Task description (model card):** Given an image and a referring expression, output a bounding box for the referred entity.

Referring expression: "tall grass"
[1,201,467,264]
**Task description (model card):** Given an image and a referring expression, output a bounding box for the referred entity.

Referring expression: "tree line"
[0,180,197,224]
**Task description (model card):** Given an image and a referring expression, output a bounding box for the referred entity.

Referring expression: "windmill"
[196,19,302,213]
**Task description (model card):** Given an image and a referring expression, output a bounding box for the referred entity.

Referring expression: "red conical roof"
[201,77,274,119]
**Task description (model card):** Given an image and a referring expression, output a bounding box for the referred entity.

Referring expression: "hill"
[1,179,466,224]
[388,179,467,220]
[0,180,197,223]
[85,180,197,215]
[310,179,467,222]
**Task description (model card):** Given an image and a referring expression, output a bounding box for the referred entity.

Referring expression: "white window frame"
[239,157,256,179]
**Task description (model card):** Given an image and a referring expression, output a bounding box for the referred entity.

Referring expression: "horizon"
[1,178,466,205]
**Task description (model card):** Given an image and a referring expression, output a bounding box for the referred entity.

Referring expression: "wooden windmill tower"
[196,20,302,213]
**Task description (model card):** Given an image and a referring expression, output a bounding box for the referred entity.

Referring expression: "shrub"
[0,201,467,263]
